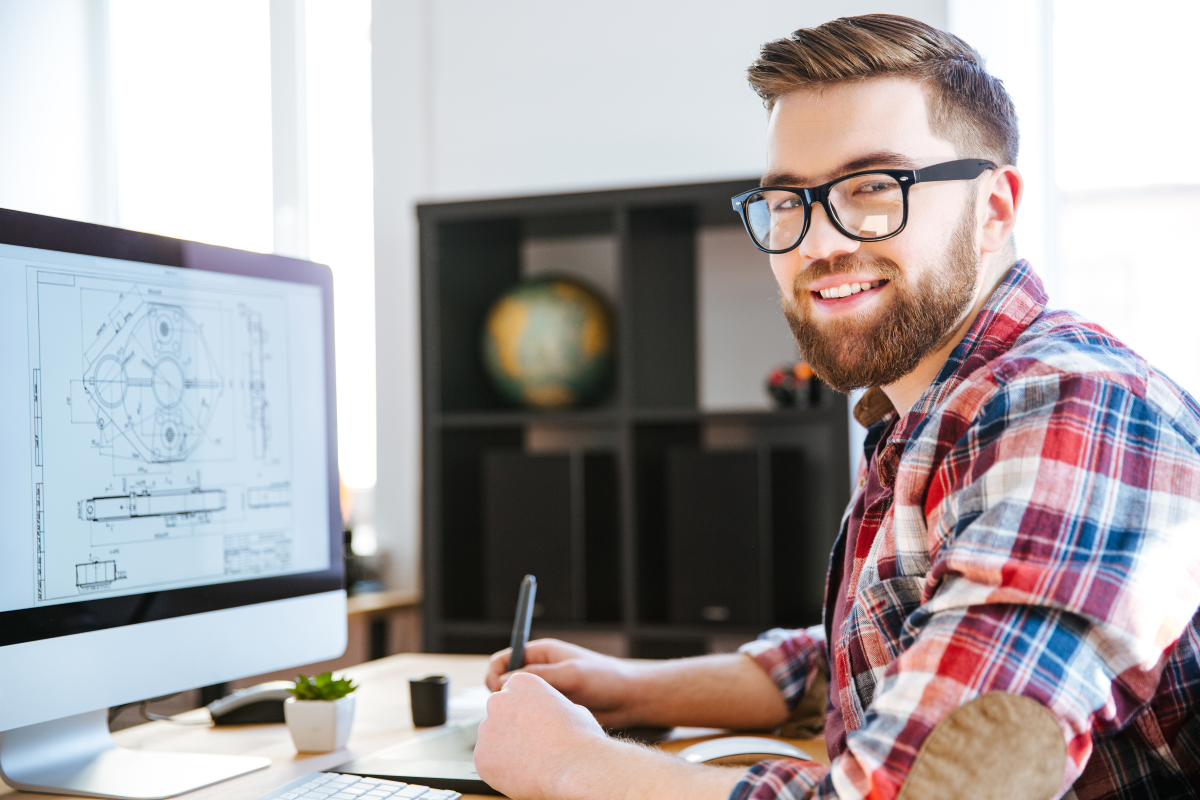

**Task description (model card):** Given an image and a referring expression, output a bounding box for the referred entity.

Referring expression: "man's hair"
[747,14,1018,167]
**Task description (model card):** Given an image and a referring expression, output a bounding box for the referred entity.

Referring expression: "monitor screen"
[0,212,342,648]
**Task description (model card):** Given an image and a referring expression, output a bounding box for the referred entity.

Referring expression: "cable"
[139,696,212,725]
[109,692,211,727]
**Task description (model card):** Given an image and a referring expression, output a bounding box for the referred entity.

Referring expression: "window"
[1054,0,1200,394]
[110,0,274,253]
[109,0,377,489]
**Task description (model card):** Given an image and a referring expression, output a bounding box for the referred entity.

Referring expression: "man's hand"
[474,672,745,800]
[475,672,617,799]
[486,638,790,731]
[485,638,641,727]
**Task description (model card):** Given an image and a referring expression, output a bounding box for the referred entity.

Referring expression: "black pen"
[508,574,537,671]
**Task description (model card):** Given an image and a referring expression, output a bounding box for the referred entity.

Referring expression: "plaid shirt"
[730,262,1200,800]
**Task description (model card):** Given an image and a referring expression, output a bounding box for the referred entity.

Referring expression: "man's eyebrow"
[760,150,920,187]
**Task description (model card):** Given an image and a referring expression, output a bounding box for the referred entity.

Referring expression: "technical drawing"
[76,560,125,590]
[81,299,224,463]
[84,487,227,522]
[247,483,291,508]
[29,265,303,605]
[246,311,270,459]
[224,531,292,575]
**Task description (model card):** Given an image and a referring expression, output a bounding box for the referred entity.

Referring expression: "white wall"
[371,1,951,594]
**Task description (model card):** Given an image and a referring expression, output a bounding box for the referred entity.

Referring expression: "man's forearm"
[624,653,789,730]
[560,736,747,800]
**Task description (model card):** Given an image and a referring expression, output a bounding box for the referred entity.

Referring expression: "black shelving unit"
[419,178,851,657]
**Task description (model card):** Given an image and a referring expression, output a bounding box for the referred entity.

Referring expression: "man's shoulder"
[996,308,1143,387]
[950,307,1200,447]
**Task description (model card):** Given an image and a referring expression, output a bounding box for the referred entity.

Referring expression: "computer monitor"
[0,208,346,799]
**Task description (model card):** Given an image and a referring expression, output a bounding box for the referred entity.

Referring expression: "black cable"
[109,692,211,727]
[138,695,212,725]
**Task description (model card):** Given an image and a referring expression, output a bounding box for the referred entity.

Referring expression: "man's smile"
[807,277,890,308]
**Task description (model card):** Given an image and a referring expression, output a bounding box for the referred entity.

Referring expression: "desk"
[0,654,827,800]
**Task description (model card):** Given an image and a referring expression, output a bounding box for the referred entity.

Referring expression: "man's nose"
[797,202,860,262]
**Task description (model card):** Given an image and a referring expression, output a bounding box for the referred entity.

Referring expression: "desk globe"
[482,277,613,409]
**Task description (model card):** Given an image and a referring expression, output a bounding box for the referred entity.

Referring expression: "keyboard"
[254,772,462,800]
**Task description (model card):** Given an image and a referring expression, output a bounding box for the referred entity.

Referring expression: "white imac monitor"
[0,209,347,799]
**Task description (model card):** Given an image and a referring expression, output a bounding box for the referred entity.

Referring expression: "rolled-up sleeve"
[730,627,833,799]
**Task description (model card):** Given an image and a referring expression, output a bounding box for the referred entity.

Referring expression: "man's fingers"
[485,647,513,691]
[504,660,582,693]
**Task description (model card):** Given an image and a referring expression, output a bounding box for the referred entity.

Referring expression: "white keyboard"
[254,772,462,800]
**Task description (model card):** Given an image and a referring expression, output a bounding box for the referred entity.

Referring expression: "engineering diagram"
[76,560,126,591]
[85,487,228,523]
[28,269,305,606]
[244,310,273,459]
[81,294,224,463]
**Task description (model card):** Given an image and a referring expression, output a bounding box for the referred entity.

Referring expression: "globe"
[482,277,614,409]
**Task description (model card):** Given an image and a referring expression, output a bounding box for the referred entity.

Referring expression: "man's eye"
[855,180,898,195]
[771,196,802,212]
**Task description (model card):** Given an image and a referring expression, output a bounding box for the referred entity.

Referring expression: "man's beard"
[781,202,980,394]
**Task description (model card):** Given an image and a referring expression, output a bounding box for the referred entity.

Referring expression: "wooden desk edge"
[0,653,826,800]
[345,589,421,617]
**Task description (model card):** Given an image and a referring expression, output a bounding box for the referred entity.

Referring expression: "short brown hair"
[747,14,1018,166]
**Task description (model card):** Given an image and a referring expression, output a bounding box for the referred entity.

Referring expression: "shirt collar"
[853,260,1048,446]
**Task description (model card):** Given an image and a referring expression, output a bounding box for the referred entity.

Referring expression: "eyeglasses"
[730,159,996,254]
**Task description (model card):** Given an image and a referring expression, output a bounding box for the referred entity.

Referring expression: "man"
[472,14,1200,800]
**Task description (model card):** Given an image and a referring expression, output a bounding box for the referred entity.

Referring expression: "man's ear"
[978,165,1022,255]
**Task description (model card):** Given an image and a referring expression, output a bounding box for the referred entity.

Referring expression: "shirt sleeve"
[731,627,833,799]
[733,372,1200,800]
[739,626,829,716]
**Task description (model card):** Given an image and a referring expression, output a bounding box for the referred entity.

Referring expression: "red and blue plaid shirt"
[731,262,1200,800]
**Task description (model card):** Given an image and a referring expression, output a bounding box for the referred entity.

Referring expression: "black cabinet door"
[483,452,573,621]
[667,449,760,625]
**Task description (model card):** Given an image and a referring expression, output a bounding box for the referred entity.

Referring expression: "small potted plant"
[284,672,358,753]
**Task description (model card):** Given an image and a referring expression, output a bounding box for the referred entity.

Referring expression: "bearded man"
[471,14,1200,800]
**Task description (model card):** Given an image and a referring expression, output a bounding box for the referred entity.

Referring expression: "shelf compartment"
[478,449,623,626]
[666,448,763,625]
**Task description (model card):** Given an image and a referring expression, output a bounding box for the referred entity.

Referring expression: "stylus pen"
[508,574,537,671]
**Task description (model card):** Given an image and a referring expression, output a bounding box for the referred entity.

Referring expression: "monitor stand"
[0,709,269,799]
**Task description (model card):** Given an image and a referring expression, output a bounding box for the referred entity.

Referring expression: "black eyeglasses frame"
[730,158,997,255]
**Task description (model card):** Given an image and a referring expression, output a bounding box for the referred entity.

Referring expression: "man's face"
[765,78,983,392]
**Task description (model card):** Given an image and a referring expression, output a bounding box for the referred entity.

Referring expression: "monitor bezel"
[0,207,343,648]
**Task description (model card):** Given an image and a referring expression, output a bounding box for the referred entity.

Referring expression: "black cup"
[409,675,449,727]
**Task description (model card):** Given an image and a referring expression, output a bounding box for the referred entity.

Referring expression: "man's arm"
[474,672,825,800]
[485,638,790,730]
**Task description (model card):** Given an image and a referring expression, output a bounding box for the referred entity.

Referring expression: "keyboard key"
[393,787,428,798]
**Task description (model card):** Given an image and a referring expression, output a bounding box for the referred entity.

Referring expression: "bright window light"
[1055,0,1200,395]
[306,0,376,490]
[1055,0,1200,191]
[109,0,274,253]
[108,1,377,489]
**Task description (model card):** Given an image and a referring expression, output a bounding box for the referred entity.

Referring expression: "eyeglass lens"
[745,173,905,251]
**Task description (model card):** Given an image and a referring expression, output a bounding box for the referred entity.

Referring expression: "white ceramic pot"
[284,695,356,753]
